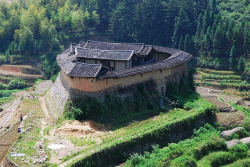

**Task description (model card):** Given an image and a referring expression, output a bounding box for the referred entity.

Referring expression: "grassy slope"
[65,95,216,166]
[123,124,249,167]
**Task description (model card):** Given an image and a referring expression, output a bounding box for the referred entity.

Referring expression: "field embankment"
[0,65,42,83]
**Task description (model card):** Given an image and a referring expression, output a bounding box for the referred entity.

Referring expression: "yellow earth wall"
[60,63,186,94]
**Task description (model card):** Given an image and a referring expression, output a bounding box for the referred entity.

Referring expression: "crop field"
[0,121,20,162]
[123,124,250,167]
[9,117,43,167]
[19,98,45,118]
[63,96,216,166]
[195,68,250,100]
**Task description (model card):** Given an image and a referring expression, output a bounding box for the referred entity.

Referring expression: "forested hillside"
[0,0,249,79]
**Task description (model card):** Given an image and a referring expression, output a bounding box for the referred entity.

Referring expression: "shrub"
[242,117,250,132]
[0,83,7,90]
[171,156,197,167]
[166,72,195,100]
[126,153,145,166]
[210,152,233,167]
[65,82,161,125]
[229,144,248,160]
[8,79,29,90]
[223,159,250,167]
[227,128,249,140]
[0,90,17,98]
[192,136,227,159]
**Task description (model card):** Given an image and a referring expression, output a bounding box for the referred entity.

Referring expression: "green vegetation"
[201,74,241,81]
[67,96,216,166]
[197,68,237,75]
[196,68,250,99]
[19,98,45,118]
[65,81,162,129]
[0,0,248,79]
[243,118,250,132]
[123,124,249,167]
[69,137,96,147]
[7,78,29,90]
[65,75,219,166]
[10,118,42,166]
[0,89,19,105]
[65,73,195,129]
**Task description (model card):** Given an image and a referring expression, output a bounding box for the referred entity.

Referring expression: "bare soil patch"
[54,120,106,137]
[46,120,110,164]
[216,111,246,127]
[196,87,232,112]
[0,65,42,83]
[0,65,33,73]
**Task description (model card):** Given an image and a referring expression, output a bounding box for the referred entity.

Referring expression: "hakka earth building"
[46,40,192,117]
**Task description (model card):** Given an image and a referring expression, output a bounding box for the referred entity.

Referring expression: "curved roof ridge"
[87,40,145,45]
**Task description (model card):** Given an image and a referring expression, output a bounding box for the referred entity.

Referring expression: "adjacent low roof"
[68,62,102,78]
[76,47,134,61]
[57,50,102,78]
[98,51,192,79]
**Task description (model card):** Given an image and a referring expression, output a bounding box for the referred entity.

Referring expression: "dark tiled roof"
[76,47,134,61]
[57,41,193,79]
[68,62,102,78]
[98,52,192,79]
[153,46,179,54]
[57,49,75,74]
[57,50,102,78]
[83,40,145,54]
[140,45,153,56]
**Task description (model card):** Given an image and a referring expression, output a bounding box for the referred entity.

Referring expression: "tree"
[96,0,109,32]
[237,56,245,73]
[178,36,184,50]
[229,44,236,69]
[184,34,195,56]
[172,6,192,47]
[18,27,34,54]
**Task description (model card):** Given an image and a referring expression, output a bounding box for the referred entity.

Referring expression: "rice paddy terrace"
[195,68,250,101]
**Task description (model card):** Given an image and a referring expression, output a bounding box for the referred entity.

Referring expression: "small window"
[160,70,162,73]
[141,74,143,77]
[91,80,93,83]
[106,80,108,84]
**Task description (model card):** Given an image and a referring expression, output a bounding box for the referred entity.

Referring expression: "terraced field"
[19,98,45,118]
[195,68,250,100]
[0,121,20,162]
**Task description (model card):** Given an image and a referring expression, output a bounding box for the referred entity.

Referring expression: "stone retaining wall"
[45,73,70,119]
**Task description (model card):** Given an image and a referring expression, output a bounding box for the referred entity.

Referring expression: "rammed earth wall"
[46,62,187,118]
[61,62,187,97]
